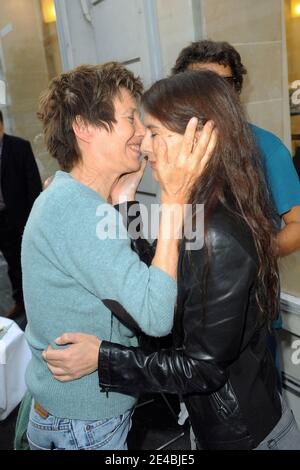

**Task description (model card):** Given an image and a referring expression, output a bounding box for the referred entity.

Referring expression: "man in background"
[172,40,300,258]
[294,146,300,179]
[0,110,42,318]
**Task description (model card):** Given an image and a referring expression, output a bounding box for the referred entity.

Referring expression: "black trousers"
[0,210,23,304]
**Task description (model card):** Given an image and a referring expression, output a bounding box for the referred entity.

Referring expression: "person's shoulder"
[186,204,254,253]
[207,204,257,260]
[208,204,245,237]
[30,172,74,215]
[43,171,96,205]
[4,133,30,147]
[183,204,258,270]
[26,172,88,232]
[41,171,112,221]
[249,124,289,155]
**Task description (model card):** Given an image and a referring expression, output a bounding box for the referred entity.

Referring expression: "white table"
[0,316,31,421]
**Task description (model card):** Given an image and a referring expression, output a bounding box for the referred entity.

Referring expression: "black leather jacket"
[99,203,281,450]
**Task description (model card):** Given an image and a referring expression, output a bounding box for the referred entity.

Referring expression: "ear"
[72,115,94,143]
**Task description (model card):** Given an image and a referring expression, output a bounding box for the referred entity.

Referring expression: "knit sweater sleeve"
[55,197,176,337]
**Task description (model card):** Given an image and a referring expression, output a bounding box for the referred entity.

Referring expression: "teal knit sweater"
[22,171,176,420]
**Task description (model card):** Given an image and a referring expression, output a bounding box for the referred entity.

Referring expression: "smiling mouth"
[128,144,141,154]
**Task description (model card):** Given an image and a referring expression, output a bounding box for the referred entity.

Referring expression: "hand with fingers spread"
[42,333,101,382]
[154,118,217,204]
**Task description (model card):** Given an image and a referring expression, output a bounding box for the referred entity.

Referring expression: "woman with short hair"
[23,63,214,450]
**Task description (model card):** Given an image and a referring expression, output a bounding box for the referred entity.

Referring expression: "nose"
[135,114,146,138]
[141,130,153,156]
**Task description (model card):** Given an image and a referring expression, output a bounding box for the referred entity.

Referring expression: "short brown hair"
[37,62,143,171]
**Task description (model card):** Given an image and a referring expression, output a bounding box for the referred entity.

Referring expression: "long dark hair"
[142,70,279,323]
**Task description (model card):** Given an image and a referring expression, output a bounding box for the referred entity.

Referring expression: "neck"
[70,164,118,201]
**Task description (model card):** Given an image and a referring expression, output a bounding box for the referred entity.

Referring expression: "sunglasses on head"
[222,76,238,87]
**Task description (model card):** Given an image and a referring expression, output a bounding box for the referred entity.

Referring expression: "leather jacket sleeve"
[98,226,258,395]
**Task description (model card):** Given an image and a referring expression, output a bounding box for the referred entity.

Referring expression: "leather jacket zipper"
[212,392,229,417]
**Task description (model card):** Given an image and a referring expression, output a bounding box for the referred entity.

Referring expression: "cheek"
[115,125,134,148]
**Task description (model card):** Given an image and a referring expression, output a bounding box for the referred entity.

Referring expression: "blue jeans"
[27,401,132,450]
[255,395,300,450]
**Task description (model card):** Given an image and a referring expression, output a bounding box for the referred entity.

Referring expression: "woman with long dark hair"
[44,70,300,450]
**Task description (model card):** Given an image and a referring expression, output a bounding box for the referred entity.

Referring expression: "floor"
[0,253,190,450]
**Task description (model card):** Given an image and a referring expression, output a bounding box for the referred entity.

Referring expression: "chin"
[129,159,142,172]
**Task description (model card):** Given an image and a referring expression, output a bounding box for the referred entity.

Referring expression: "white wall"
[54,0,201,79]
[54,0,98,69]
[199,0,291,147]
[156,0,203,76]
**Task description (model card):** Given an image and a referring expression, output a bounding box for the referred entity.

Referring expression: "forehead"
[113,87,138,113]
[188,62,232,77]
[143,113,162,128]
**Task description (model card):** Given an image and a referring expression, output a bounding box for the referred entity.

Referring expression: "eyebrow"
[119,107,141,118]
[146,124,161,129]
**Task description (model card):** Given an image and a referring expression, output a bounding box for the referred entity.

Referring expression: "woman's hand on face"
[42,333,101,382]
[110,159,147,205]
[154,118,217,204]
